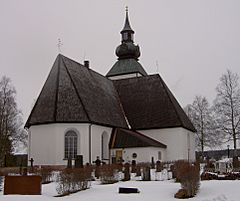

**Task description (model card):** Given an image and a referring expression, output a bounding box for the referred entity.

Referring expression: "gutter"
[89,124,92,164]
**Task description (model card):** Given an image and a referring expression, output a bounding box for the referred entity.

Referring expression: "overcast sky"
[1,0,240,123]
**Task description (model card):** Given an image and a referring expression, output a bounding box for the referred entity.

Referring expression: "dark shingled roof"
[25,54,128,128]
[109,128,167,149]
[113,74,196,132]
[106,58,147,77]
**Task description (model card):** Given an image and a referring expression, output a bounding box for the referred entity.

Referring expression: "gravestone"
[131,160,136,173]
[142,166,150,181]
[156,161,162,172]
[75,155,83,168]
[67,157,72,168]
[151,157,155,169]
[162,169,168,180]
[123,163,130,181]
[136,165,141,176]
[4,175,41,195]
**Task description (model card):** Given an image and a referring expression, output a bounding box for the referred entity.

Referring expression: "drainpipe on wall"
[89,124,92,164]
[27,128,31,165]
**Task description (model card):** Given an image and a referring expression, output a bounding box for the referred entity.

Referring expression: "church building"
[25,9,196,166]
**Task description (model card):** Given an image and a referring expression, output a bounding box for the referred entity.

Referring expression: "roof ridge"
[24,55,61,128]
[60,54,111,82]
[114,85,131,129]
[157,74,195,132]
[61,56,91,121]
[53,55,61,121]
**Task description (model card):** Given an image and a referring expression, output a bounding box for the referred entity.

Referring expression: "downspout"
[89,124,92,164]
[27,128,31,164]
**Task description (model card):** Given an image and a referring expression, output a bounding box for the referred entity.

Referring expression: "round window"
[132,153,137,158]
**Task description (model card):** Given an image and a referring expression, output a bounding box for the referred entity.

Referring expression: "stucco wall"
[28,123,112,166]
[111,147,166,163]
[138,127,195,161]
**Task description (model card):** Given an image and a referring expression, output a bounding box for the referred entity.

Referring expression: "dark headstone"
[233,156,239,168]
[67,157,72,168]
[124,163,130,181]
[131,160,136,173]
[156,161,162,172]
[119,187,140,194]
[112,157,116,164]
[75,155,83,168]
[151,157,155,169]
[142,166,150,181]
[136,165,141,176]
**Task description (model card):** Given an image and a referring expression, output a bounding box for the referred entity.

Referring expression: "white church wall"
[29,123,89,166]
[138,127,196,161]
[111,147,166,164]
[28,124,57,165]
[28,123,112,166]
[90,125,112,164]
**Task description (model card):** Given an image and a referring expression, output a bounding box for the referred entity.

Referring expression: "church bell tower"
[106,7,147,80]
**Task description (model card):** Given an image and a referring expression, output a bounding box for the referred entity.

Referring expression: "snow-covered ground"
[1,180,239,201]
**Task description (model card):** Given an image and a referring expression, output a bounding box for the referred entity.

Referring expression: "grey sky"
[1,0,240,122]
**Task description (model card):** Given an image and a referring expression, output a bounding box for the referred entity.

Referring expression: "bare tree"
[213,70,240,158]
[185,96,221,160]
[0,76,27,166]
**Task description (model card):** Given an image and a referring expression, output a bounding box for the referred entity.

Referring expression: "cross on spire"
[57,38,63,53]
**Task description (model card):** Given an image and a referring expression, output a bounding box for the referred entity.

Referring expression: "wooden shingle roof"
[25,54,195,133]
[113,74,196,132]
[25,54,128,128]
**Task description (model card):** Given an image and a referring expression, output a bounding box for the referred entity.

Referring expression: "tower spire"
[106,8,147,79]
[121,7,134,42]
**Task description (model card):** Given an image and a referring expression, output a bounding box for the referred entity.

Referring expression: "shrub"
[201,172,218,180]
[35,167,53,184]
[56,168,91,195]
[99,164,119,184]
[174,161,200,198]
[174,189,188,199]
[0,176,3,192]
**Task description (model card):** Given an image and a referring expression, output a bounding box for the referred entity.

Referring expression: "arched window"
[158,151,162,161]
[101,132,109,160]
[65,130,78,159]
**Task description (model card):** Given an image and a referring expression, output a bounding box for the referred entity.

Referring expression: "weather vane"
[57,38,63,53]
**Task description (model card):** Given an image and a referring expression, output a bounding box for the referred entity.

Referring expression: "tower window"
[64,130,78,159]
[123,33,128,41]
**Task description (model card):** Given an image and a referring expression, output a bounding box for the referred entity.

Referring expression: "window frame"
[64,130,78,159]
